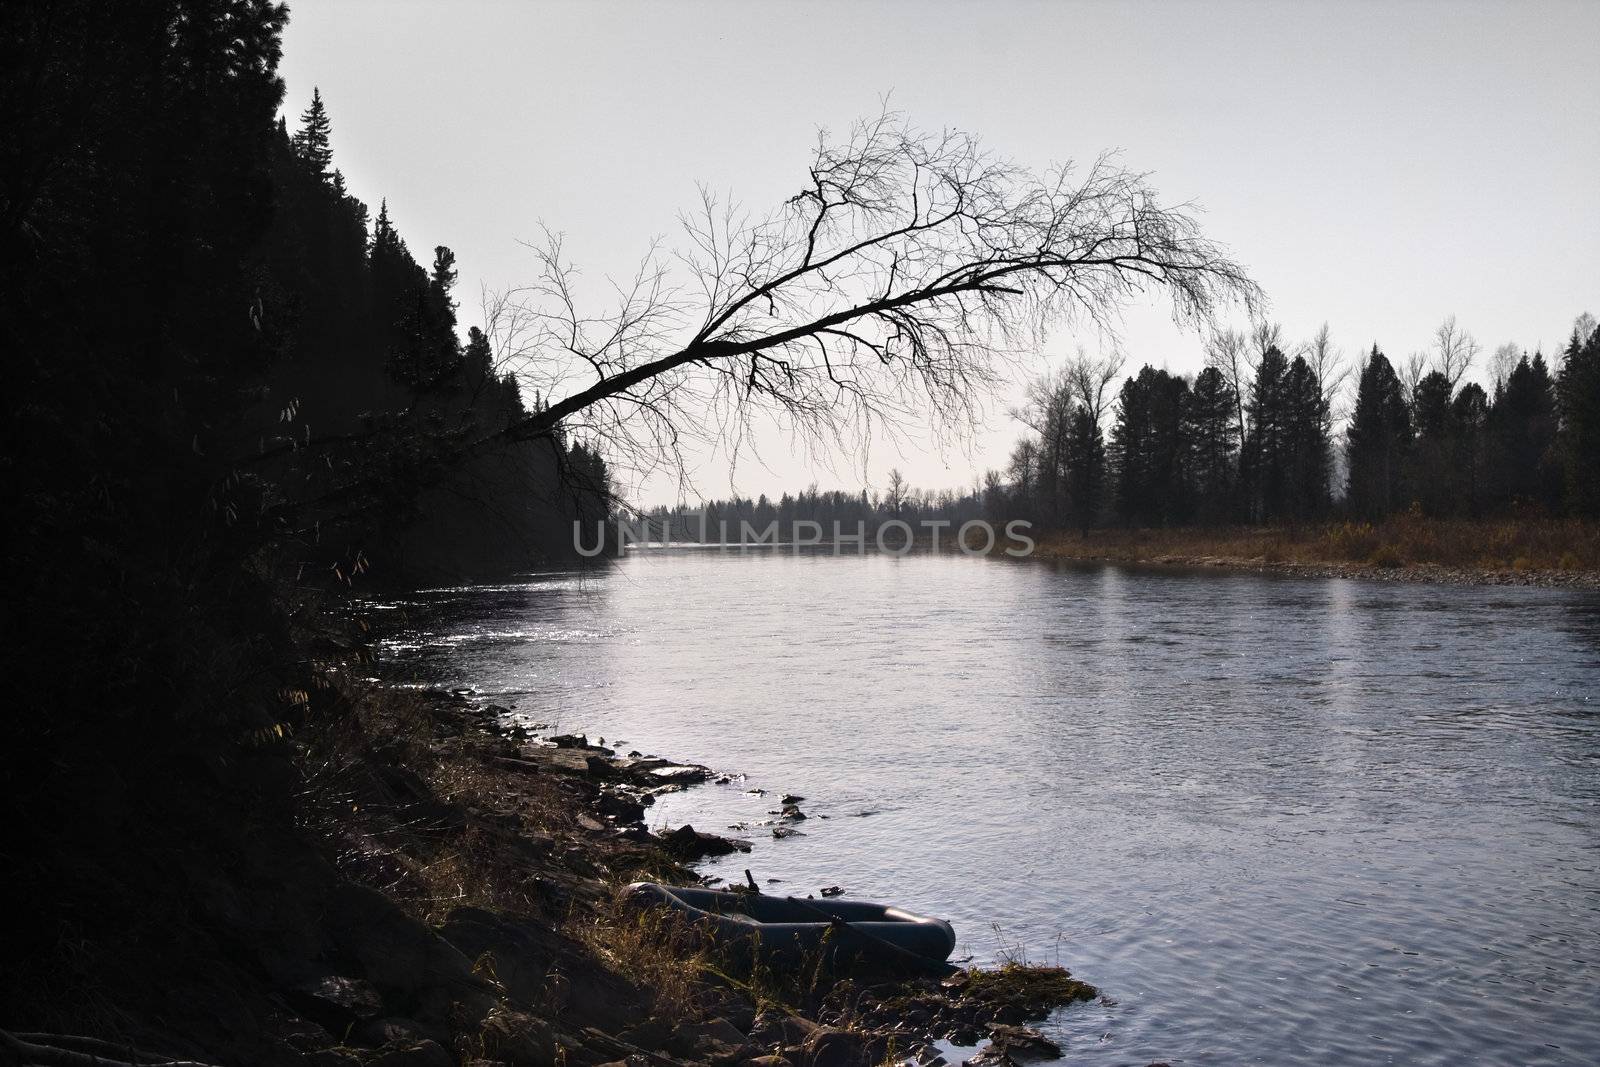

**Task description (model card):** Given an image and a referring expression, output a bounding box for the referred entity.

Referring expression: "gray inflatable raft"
[625,882,957,971]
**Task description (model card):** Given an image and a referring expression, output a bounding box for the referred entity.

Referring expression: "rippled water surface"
[369,551,1600,1065]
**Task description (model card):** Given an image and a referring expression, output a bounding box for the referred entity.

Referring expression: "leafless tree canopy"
[489,112,1260,485]
[1204,326,1254,446]
[1431,314,1480,389]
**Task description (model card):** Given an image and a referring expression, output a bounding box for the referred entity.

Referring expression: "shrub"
[1367,545,1405,569]
[1321,521,1379,561]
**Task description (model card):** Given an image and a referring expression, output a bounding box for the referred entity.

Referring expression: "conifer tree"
[1346,347,1412,519]
[1408,370,1455,515]
[292,87,334,181]
[1063,404,1106,535]
[1281,355,1330,521]
[1451,382,1490,517]
[1558,321,1600,516]
[1492,352,1559,509]
[1244,345,1291,521]
[1185,365,1239,523]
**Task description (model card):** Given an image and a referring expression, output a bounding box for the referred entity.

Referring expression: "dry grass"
[1030,512,1600,575]
[296,679,584,923]
[572,898,715,1023]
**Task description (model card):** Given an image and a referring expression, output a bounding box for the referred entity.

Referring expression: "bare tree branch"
[491,111,1259,484]
[262,110,1259,527]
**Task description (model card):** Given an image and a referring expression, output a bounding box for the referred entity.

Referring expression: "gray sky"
[281,0,1599,505]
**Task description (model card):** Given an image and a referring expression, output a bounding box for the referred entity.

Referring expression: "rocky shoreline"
[262,676,1110,1067]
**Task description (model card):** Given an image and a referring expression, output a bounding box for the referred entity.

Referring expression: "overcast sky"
[280,0,1600,505]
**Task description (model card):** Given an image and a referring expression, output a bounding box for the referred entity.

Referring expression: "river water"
[368,550,1600,1065]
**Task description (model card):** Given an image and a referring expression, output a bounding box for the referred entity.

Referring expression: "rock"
[970,1025,1062,1065]
[779,805,807,821]
[771,826,804,839]
[354,1017,437,1048]
[478,1006,557,1067]
[323,884,496,1025]
[548,733,611,752]
[595,790,646,824]
[819,886,844,898]
[747,1056,793,1067]
[780,794,805,804]
[803,1028,865,1067]
[656,824,751,859]
[648,763,713,783]
[368,1039,454,1067]
[285,974,383,1030]
[667,1017,752,1060]
[617,1018,671,1051]
[751,1011,820,1048]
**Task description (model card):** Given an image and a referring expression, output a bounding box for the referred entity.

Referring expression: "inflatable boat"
[624,882,957,972]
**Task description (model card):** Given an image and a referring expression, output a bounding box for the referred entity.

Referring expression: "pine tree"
[1409,370,1455,515]
[292,88,334,181]
[1112,369,1154,524]
[1492,352,1559,509]
[1111,366,1189,526]
[1558,322,1600,516]
[1063,403,1106,535]
[1451,383,1490,517]
[1185,365,1239,523]
[1282,356,1330,521]
[431,246,458,301]
[1244,345,1291,521]
[1346,347,1412,519]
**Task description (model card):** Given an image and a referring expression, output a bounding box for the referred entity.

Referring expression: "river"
[368,549,1600,1065]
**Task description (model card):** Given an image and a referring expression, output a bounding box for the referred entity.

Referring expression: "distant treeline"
[641,471,988,543]
[999,318,1600,533]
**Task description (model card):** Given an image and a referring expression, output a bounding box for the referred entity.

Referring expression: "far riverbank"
[1025,516,1600,589]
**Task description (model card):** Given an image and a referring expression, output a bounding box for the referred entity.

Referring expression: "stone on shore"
[656,823,751,859]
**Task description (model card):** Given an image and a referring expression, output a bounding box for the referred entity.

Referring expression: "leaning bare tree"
[271,112,1259,528]
[486,112,1259,487]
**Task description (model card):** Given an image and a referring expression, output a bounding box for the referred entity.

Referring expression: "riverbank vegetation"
[1028,513,1600,583]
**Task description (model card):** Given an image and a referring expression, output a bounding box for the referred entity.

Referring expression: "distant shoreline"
[1024,520,1600,590]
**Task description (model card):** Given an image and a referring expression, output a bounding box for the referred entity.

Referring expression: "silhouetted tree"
[1491,352,1559,509]
[292,86,334,180]
[1346,347,1412,518]
[1185,366,1239,523]
[1409,370,1455,515]
[1063,403,1107,535]
[1451,382,1490,517]
[1112,365,1190,526]
[1558,321,1600,516]
[1281,355,1330,521]
[1243,346,1291,521]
